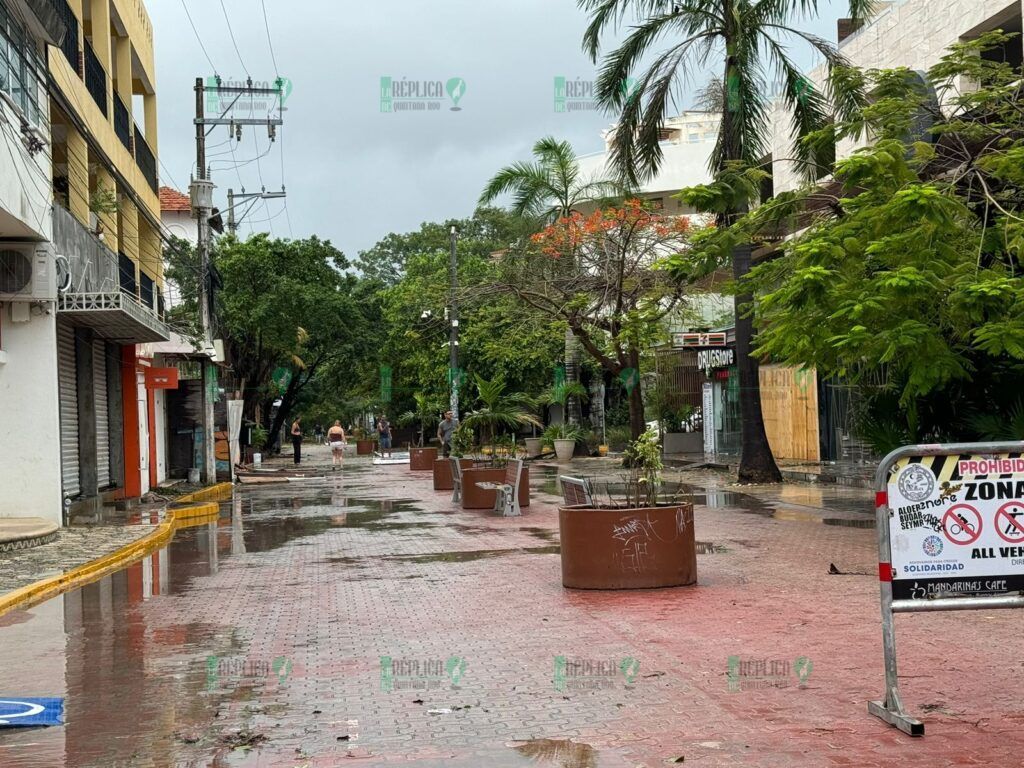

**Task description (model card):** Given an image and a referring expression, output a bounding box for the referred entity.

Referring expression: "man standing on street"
[377,415,393,458]
[437,411,457,457]
[291,416,303,465]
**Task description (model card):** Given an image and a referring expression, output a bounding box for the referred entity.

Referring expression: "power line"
[180,0,217,75]
[260,0,280,79]
[220,0,249,77]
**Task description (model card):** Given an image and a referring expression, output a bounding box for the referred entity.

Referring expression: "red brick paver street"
[0,455,1019,766]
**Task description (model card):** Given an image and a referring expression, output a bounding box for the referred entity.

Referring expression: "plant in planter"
[542,423,584,462]
[449,423,475,459]
[461,375,540,464]
[399,392,443,447]
[557,428,696,589]
[250,424,269,452]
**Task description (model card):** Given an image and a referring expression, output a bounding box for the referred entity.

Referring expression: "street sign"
[870,443,1024,737]
[673,332,727,348]
[380,365,393,403]
[0,698,64,727]
[271,367,292,392]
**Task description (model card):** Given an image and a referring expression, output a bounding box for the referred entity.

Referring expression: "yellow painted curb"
[0,483,235,619]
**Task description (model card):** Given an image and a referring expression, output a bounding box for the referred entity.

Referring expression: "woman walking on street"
[328,420,347,468]
[291,416,303,464]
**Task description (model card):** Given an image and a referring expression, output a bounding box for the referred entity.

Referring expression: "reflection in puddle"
[514,738,601,767]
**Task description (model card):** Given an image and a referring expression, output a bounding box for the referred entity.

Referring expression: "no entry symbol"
[995,501,1024,544]
[942,504,982,545]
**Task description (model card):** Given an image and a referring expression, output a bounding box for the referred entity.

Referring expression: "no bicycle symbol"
[995,501,1024,544]
[942,504,982,546]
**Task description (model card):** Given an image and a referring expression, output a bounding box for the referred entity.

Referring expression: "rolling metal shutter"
[94,339,110,489]
[57,321,80,498]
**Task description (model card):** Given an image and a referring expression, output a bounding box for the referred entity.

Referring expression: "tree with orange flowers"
[492,200,698,438]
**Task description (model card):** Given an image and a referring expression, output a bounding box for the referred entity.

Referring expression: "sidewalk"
[665,453,878,489]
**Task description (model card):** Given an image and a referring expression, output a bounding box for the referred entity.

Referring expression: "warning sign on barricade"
[870,442,1024,737]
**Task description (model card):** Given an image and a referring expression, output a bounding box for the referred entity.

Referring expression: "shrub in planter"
[558,428,696,589]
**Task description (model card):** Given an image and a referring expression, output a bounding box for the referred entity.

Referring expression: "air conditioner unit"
[0,242,56,302]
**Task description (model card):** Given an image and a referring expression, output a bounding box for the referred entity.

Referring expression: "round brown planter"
[433,458,474,490]
[410,447,438,471]
[356,440,376,456]
[461,466,531,509]
[558,503,696,589]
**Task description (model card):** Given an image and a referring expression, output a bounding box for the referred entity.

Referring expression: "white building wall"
[0,80,61,525]
[773,0,1023,193]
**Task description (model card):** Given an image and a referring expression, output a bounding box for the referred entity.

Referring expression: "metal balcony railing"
[133,129,158,193]
[52,0,80,73]
[114,93,131,151]
[83,38,107,116]
[54,204,169,343]
[140,271,154,309]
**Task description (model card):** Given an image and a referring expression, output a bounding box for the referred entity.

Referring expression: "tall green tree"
[580,0,872,481]
[480,137,630,425]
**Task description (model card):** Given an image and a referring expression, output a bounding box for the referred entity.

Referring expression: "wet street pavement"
[1,455,1022,766]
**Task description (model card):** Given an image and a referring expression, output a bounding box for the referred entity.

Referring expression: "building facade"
[0,0,167,526]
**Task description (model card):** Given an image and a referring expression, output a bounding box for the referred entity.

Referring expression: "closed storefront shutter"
[94,338,110,489]
[57,321,80,498]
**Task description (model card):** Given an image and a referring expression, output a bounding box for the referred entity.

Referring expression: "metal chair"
[477,459,524,517]
[450,457,465,504]
[559,476,593,507]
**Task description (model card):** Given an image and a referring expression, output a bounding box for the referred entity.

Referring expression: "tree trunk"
[565,327,583,425]
[732,241,782,483]
[626,349,645,440]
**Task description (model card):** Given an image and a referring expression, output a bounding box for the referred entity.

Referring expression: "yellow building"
[45,0,171,513]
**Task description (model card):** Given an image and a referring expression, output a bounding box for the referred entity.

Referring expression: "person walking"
[377,415,393,458]
[290,416,303,465]
[328,420,347,468]
[437,411,457,457]
[314,423,324,445]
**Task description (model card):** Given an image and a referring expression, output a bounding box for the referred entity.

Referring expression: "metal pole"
[449,225,459,421]
[193,77,217,485]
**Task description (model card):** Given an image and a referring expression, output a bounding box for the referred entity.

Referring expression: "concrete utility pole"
[191,76,286,482]
[191,77,217,485]
[448,225,460,421]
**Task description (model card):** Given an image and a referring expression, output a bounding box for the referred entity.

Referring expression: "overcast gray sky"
[153,1,851,258]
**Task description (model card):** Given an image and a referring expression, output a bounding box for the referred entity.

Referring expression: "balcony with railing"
[113,93,131,151]
[83,38,107,116]
[50,0,79,70]
[54,204,169,343]
[133,127,158,193]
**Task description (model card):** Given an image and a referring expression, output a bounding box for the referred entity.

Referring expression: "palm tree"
[480,137,629,426]
[579,0,871,482]
[461,374,542,448]
[398,392,444,447]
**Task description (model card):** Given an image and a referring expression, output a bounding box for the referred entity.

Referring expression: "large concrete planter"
[410,447,438,471]
[433,458,474,491]
[524,438,544,457]
[553,439,576,462]
[356,440,376,456]
[461,466,531,509]
[558,503,696,589]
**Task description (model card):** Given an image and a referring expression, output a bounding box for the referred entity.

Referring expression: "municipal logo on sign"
[898,464,935,502]
[0,698,63,727]
[922,535,943,557]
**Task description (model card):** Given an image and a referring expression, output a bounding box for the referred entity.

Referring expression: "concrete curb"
[0,482,234,619]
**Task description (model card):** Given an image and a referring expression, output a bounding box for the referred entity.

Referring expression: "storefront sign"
[673,332,727,348]
[697,348,735,370]
[887,454,1024,600]
[144,367,179,390]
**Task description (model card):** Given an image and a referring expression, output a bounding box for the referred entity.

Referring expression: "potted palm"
[401,393,442,470]
[460,375,539,508]
[433,423,475,491]
[353,426,376,456]
[544,382,589,460]
[558,428,697,589]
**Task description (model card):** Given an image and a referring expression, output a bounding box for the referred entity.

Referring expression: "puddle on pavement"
[387,739,627,768]
[326,545,561,567]
[695,541,727,554]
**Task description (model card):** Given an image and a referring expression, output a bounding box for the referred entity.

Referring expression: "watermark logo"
[553,656,640,691]
[380,656,467,691]
[205,655,292,691]
[619,368,640,395]
[380,77,467,113]
[554,76,639,113]
[726,656,812,692]
[205,76,291,114]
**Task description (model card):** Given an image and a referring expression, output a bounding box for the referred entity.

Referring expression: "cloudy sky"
[152,1,851,259]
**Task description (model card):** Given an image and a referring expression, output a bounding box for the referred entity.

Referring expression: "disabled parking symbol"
[0,698,64,727]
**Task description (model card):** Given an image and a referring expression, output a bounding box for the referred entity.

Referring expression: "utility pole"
[191,77,217,485]
[448,225,460,420]
[191,76,286,481]
[226,188,287,235]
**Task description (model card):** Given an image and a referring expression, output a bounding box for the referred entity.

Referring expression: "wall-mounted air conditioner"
[0,242,56,302]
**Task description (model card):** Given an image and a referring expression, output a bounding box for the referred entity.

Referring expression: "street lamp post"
[449,225,460,421]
